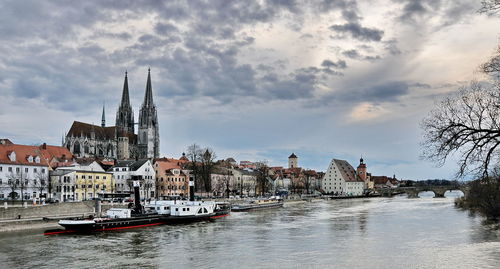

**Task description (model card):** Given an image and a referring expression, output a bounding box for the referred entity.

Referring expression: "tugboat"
[52,180,230,233]
[231,196,284,212]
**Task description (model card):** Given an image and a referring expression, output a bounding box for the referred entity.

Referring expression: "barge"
[231,197,283,212]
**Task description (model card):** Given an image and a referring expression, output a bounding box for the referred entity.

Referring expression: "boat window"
[203,208,208,213]
[182,208,186,211]
[176,208,179,211]
[197,208,203,214]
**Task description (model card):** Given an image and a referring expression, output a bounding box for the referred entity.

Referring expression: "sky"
[0,0,498,180]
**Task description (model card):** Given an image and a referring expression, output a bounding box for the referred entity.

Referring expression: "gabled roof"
[0,139,13,145]
[289,153,297,158]
[114,159,149,171]
[333,159,363,182]
[0,142,72,167]
[66,121,137,142]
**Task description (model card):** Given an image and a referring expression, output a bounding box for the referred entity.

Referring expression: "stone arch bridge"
[378,185,469,198]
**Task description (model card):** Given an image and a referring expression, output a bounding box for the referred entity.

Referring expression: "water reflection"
[0,196,499,269]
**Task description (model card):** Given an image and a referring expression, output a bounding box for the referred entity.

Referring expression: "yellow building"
[74,171,114,201]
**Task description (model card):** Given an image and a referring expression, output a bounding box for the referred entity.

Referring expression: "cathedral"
[64,69,160,160]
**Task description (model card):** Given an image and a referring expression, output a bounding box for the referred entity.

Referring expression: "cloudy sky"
[0,0,498,180]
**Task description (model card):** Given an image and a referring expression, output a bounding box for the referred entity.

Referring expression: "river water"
[0,191,499,269]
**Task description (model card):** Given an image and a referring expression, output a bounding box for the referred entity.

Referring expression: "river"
[0,191,499,269]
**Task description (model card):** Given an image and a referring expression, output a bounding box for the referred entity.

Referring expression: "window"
[34,168,37,173]
[8,167,12,172]
[0,167,2,172]
[16,167,20,173]
[25,168,28,173]
[42,169,45,173]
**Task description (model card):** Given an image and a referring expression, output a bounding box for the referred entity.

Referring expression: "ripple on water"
[0,197,498,269]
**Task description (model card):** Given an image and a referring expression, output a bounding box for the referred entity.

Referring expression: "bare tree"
[479,0,500,14]
[33,171,48,199]
[18,169,28,203]
[421,81,500,178]
[186,143,203,192]
[255,161,270,196]
[200,148,216,196]
[421,40,500,179]
[6,172,19,203]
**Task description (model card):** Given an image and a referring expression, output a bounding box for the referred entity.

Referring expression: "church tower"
[115,71,134,134]
[288,153,298,168]
[138,68,160,159]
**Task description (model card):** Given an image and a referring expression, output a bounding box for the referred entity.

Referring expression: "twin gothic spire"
[115,69,159,159]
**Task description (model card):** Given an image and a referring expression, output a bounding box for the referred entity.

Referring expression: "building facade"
[111,159,156,199]
[49,170,76,202]
[154,158,189,198]
[322,159,365,196]
[0,141,72,201]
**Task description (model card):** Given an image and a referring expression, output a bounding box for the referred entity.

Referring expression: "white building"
[0,143,50,201]
[322,159,365,196]
[49,170,76,202]
[111,159,155,199]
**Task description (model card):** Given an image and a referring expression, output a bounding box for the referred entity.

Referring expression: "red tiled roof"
[155,158,186,171]
[0,143,72,167]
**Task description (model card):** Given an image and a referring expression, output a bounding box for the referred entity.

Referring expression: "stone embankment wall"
[0,201,126,220]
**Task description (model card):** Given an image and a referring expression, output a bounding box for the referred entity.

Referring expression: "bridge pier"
[433,189,447,198]
[406,190,419,198]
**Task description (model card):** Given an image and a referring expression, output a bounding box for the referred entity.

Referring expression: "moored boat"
[231,197,283,212]
[53,181,230,233]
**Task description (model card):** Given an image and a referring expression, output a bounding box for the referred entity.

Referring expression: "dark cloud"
[342,49,381,61]
[329,22,384,42]
[321,59,347,69]
[393,0,477,27]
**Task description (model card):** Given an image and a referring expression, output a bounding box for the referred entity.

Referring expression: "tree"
[200,148,216,195]
[33,171,48,199]
[6,172,19,202]
[18,169,28,202]
[421,82,500,178]
[460,167,500,220]
[186,143,202,192]
[255,161,270,196]
[480,0,500,14]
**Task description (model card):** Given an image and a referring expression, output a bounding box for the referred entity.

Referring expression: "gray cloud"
[329,22,384,42]
[342,49,381,61]
[321,59,347,69]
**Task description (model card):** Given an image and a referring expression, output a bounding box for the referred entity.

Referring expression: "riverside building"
[322,158,365,196]
[0,140,72,201]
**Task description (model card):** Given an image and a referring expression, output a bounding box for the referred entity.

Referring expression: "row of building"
[0,136,399,201]
[1,71,400,201]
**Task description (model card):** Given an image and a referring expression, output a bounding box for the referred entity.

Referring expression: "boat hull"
[231,202,283,212]
[57,210,231,232]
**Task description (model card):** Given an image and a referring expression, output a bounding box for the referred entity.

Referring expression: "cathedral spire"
[143,68,154,107]
[116,70,134,134]
[120,71,130,107]
[101,101,106,127]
